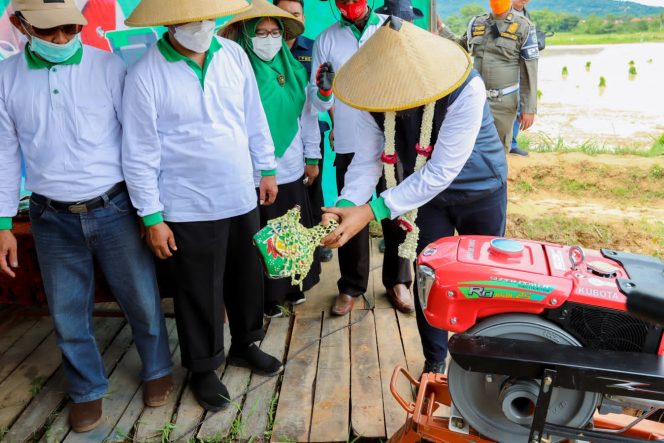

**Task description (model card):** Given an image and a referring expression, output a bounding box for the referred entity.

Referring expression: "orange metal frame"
[388,366,664,443]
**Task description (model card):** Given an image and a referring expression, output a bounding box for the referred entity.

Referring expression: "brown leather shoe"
[69,398,102,433]
[143,373,175,407]
[387,284,415,313]
[331,293,355,316]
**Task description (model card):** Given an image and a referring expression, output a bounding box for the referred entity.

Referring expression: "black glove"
[316,62,335,96]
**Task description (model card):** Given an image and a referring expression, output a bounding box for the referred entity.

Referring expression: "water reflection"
[529,43,664,149]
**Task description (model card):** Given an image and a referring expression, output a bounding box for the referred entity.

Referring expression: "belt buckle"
[488,90,499,99]
[68,204,88,214]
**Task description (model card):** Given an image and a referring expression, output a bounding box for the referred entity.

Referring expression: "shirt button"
[52,68,57,72]
[53,89,59,95]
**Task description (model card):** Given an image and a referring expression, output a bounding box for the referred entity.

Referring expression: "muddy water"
[529,43,664,149]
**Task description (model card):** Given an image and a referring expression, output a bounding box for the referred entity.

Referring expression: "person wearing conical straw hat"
[310,0,416,317]
[321,18,509,376]
[122,0,284,412]
[0,0,174,432]
[220,0,322,317]
[275,0,336,266]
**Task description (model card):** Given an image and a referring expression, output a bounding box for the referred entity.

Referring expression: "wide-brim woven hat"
[219,0,304,42]
[333,18,472,112]
[126,0,251,27]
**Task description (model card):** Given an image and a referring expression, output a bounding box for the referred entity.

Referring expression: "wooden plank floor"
[0,239,424,442]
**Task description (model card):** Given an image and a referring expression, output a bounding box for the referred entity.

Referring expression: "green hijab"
[238,18,308,158]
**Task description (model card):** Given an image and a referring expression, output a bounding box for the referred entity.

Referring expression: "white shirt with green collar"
[309,10,387,154]
[122,36,277,226]
[0,44,125,230]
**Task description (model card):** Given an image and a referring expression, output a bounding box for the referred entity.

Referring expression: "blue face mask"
[29,34,81,64]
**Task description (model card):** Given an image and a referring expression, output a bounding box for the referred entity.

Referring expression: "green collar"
[157,35,222,89]
[340,9,380,41]
[24,44,83,70]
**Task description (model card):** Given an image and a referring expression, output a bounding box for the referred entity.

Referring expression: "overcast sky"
[625,0,664,6]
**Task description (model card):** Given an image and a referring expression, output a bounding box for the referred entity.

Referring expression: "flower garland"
[382,102,436,261]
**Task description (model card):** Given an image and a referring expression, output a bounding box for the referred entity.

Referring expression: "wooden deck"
[0,239,424,442]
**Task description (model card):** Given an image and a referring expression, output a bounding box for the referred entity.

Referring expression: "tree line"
[442,4,664,35]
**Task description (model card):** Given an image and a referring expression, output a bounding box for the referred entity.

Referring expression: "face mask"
[336,0,368,22]
[29,33,81,64]
[251,35,283,62]
[173,20,216,53]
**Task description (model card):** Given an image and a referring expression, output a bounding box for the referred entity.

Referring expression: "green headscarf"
[238,18,308,158]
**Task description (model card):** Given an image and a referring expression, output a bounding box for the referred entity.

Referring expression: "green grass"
[0,427,7,441]
[518,133,664,157]
[30,376,47,396]
[549,31,664,45]
[515,180,534,194]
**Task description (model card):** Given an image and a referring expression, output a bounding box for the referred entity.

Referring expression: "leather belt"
[31,182,127,214]
[486,83,520,99]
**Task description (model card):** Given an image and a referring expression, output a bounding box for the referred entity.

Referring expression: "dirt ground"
[505,152,664,258]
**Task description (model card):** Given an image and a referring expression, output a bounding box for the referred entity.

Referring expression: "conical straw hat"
[333,18,472,112]
[219,0,304,42]
[126,0,251,27]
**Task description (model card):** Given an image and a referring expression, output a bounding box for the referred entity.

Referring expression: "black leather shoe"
[422,359,447,376]
[509,147,529,156]
[190,371,230,411]
[228,343,283,376]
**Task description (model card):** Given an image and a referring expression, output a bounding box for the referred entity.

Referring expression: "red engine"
[416,236,664,355]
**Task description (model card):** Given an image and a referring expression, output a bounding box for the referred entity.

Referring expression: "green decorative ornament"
[253,207,338,288]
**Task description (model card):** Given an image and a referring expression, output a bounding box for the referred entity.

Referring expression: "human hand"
[259,175,278,206]
[146,222,177,259]
[0,230,18,278]
[304,164,319,187]
[520,113,535,131]
[316,62,335,96]
[329,129,335,150]
[320,204,374,248]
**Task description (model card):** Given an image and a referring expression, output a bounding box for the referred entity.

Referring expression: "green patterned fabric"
[253,207,337,288]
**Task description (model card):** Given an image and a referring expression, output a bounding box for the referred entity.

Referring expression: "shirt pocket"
[75,100,120,148]
[494,37,519,57]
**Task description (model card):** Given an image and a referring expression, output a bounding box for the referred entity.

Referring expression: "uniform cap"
[490,0,511,15]
[126,0,251,27]
[333,18,471,112]
[219,0,304,41]
[12,0,87,29]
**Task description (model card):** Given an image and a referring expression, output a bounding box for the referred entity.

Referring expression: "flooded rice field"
[529,42,664,149]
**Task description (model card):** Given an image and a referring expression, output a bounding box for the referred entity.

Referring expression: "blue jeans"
[29,189,172,403]
[511,95,521,150]
[413,186,508,362]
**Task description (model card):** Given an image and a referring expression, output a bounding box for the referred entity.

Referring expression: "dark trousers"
[335,152,370,296]
[259,177,321,310]
[167,208,265,372]
[414,185,508,362]
[376,175,413,289]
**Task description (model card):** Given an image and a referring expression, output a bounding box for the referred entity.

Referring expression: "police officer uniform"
[458,8,539,150]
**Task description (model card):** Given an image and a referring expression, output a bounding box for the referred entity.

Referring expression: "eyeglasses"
[17,14,81,37]
[254,29,283,38]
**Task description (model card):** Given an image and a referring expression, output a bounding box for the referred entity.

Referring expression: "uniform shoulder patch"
[507,22,519,34]
[520,25,540,60]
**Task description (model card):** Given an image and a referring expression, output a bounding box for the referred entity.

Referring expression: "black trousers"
[258,176,321,311]
[376,174,413,289]
[334,152,370,296]
[413,185,508,363]
[167,208,265,372]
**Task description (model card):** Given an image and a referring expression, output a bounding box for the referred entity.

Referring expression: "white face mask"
[251,35,283,62]
[173,20,217,53]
